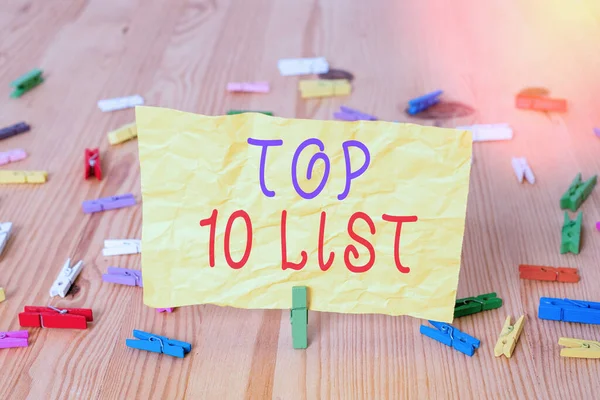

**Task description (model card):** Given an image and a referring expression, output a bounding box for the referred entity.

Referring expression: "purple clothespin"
[0,330,29,349]
[0,149,27,166]
[333,106,377,121]
[82,193,136,214]
[102,267,143,287]
[594,127,600,138]
[596,221,600,231]
[157,308,174,313]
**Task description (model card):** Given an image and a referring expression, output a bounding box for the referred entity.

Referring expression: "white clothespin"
[97,95,144,112]
[0,222,12,256]
[456,123,513,142]
[49,258,84,298]
[511,157,535,184]
[277,57,329,76]
[102,239,141,256]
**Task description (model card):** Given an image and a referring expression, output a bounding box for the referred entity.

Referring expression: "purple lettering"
[247,138,283,198]
[291,138,330,199]
[338,140,371,200]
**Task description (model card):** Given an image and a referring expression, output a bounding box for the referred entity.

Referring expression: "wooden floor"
[2,0,600,399]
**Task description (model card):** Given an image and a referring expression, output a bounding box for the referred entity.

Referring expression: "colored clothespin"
[0,171,47,184]
[10,69,43,98]
[560,173,597,211]
[49,258,84,298]
[157,308,173,313]
[102,239,141,256]
[456,123,513,142]
[407,90,443,115]
[278,57,329,76]
[559,337,600,359]
[291,286,308,349]
[0,287,5,303]
[0,122,30,141]
[511,157,535,184]
[516,93,567,112]
[420,321,480,356]
[126,329,191,358]
[561,211,583,254]
[519,264,579,283]
[454,292,502,318]
[0,331,28,349]
[82,193,136,214]
[494,315,525,358]
[227,82,270,93]
[108,122,137,145]
[0,149,27,166]
[102,267,143,287]
[298,79,352,98]
[227,110,273,116]
[594,127,600,138]
[0,222,12,256]
[84,148,102,180]
[333,106,377,121]
[97,94,144,112]
[539,297,600,325]
[19,306,93,329]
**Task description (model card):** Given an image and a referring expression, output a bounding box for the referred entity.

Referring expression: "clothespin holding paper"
[494,315,525,358]
[560,173,597,211]
[420,321,480,356]
[561,211,582,254]
[291,286,308,349]
[559,338,600,359]
[454,292,502,318]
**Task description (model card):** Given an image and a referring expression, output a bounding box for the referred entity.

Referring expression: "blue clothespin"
[538,297,600,325]
[420,320,480,356]
[407,90,443,115]
[126,329,191,358]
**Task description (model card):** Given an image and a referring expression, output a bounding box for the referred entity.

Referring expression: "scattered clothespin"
[291,286,308,349]
[407,90,443,115]
[0,331,28,349]
[519,264,579,283]
[559,337,600,359]
[516,91,567,112]
[560,173,597,211]
[454,292,503,318]
[278,57,329,76]
[49,258,84,298]
[0,171,47,184]
[97,95,144,112]
[456,123,513,142]
[511,157,535,184]
[10,69,43,98]
[126,329,191,358]
[0,149,27,166]
[494,315,525,358]
[298,79,351,98]
[102,239,141,256]
[19,306,93,329]
[84,148,102,180]
[333,106,377,121]
[539,297,600,325]
[102,267,143,287]
[596,221,600,231]
[420,321,480,356]
[561,211,583,254]
[157,308,173,313]
[82,193,136,214]
[108,122,137,145]
[0,287,5,303]
[227,82,270,93]
[0,222,12,256]
[0,122,30,141]
[594,128,600,138]
[227,110,273,116]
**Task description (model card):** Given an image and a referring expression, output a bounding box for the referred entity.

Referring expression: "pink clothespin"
[0,149,27,166]
[227,82,270,93]
[596,221,600,231]
[0,330,28,349]
[157,308,174,313]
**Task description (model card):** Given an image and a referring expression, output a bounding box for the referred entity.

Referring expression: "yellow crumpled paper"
[136,106,472,322]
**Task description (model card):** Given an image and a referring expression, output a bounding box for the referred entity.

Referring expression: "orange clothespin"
[84,148,102,180]
[519,264,579,283]
[515,88,566,112]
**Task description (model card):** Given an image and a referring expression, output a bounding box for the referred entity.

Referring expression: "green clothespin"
[454,292,502,318]
[291,286,308,349]
[560,173,597,211]
[561,211,583,254]
[10,68,44,98]
[227,110,273,116]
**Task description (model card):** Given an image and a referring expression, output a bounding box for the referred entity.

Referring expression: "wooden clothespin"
[559,337,600,359]
[407,90,443,115]
[539,297,600,325]
[10,69,44,98]
[102,267,143,287]
[454,292,503,318]
[102,239,141,256]
[84,148,102,180]
[518,265,579,283]
[157,308,173,313]
[298,79,351,98]
[0,222,12,256]
[107,122,137,145]
[0,287,5,303]
[561,211,583,255]
[82,193,136,214]
[511,157,535,184]
[19,306,93,329]
[560,173,597,211]
[0,330,28,349]
[0,170,47,184]
[420,321,480,356]
[49,258,83,298]
[494,315,525,358]
[126,329,191,358]
[291,286,308,349]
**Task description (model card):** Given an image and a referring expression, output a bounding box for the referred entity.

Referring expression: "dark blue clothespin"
[538,297,600,325]
[420,320,480,356]
[407,90,443,115]
[126,329,191,358]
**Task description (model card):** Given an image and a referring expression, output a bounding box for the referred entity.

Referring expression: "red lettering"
[199,209,218,267]
[280,210,308,270]
[382,214,418,273]
[318,211,335,271]
[223,210,253,269]
[344,212,376,273]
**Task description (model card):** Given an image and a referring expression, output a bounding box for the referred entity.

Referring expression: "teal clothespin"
[560,173,597,211]
[561,211,583,254]
[291,286,308,349]
[10,68,44,98]
[227,110,273,116]
[454,292,502,318]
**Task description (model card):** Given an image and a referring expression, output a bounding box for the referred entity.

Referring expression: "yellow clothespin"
[0,287,5,303]
[494,315,525,358]
[298,79,351,98]
[559,337,600,359]
[0,171,47,184]
[107,122,137,145]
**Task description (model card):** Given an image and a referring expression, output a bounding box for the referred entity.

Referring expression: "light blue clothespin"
[126,329,191,358]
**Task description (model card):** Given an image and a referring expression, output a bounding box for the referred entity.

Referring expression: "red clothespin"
[84,148,102,180]
[18,306,93,329]
[519,264,579,283]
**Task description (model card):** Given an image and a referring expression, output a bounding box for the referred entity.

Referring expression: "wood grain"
[1,0,600,399]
